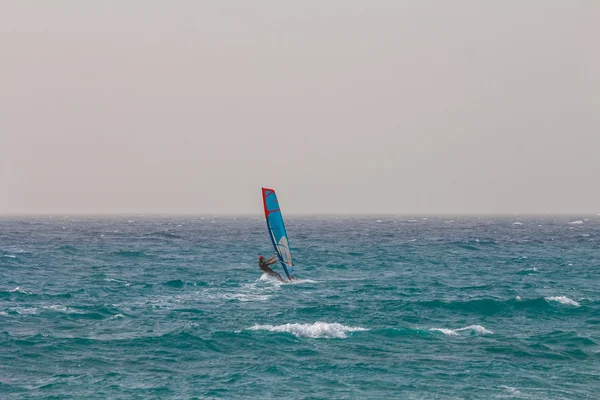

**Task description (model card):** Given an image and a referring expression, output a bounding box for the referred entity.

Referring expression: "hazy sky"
[1,1,598,214]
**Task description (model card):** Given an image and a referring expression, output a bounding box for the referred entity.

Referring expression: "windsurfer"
[258,254,285,282]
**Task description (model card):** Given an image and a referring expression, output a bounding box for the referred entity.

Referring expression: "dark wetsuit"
[259,257,285,282]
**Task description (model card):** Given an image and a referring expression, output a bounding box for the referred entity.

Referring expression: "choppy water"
[1,216,599,399]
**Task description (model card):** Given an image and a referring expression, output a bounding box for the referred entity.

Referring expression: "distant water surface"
[1,216,599,399]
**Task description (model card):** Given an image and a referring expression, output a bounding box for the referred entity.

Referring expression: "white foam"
[512,222,523,225]
[9,287,30,294]
[0,311,8,317]
[545,296,580,307]
[44,305,70,313]
[224,293,272,302]
[11,307,38,315]
[258,273,283,284]
[500,385,522,396]
[569,220,584,225]
[3,254,16,258]
[249,322,368,338]
[429,328,459,336]
[111,313,124,319]
[287,278,317,284]
[430,325,493,336]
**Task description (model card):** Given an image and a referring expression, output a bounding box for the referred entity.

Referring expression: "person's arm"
[267,255,279,265]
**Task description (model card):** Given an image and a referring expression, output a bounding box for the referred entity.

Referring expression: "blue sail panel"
[262,187,293,279]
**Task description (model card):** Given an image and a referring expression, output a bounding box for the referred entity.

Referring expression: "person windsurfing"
[258,254,286,282]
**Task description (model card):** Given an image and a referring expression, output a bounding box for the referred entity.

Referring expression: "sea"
[1,215,599,399]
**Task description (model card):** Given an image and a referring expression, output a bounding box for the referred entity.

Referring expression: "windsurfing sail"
[262,187,294,280]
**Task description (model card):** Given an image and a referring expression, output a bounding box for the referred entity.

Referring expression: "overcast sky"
[1,1,598,214]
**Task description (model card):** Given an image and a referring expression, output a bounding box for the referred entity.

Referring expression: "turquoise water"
[1,216,599,399]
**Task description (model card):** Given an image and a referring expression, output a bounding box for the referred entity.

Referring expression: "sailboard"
[261,187,294,280]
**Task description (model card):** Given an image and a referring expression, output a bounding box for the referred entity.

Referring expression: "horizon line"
[1,212,598,218]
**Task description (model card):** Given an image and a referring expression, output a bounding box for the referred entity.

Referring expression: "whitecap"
[44,305,69,313]
[11,307,38,315]
[429,328,459,336]
[111,313,124,319]
[429,325,493,336]
[249,322,368,338]
[500,385,522,396]
[545,296,580,307]
[512,222,523,225]
[10,287,30,294]
[0,311,8,317]
[569,220,584,225]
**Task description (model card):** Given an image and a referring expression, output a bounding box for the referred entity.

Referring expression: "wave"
[429,325,493,336]
[569,220,584,225]
[162,280,188,288]
[143,231,183,240]
[414,296,590,315]
[453,240,498,251]
[545,296,580,307]
[499,386,522,396]
[288,278,317,284]
[248,322,368,338]
[0,287,81,300]
[9,286,31,294]
[113,250,153,258]
[259,274,316,285]
[219,293,273,302]
[516,267,538,275]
